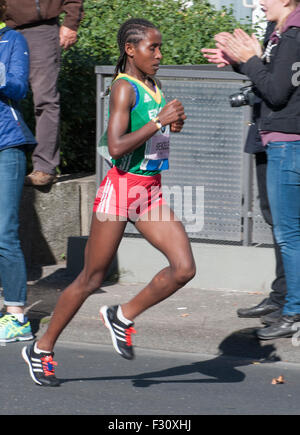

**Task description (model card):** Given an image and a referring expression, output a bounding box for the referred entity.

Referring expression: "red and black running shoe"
[22,341,60,387]
[100,305,136,360]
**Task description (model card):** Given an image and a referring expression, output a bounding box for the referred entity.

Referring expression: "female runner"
[22,18,196,386]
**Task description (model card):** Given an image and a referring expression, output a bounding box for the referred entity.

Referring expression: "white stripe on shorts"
[104,184,114,214]
[99,178,111,213]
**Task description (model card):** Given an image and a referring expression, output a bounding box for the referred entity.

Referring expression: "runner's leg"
[37,214,127,351]
[121,205,196,320]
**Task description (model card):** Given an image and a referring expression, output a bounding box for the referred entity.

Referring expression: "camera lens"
[229,93,246,107]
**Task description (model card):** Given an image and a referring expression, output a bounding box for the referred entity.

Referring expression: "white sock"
[8,312,24,323]
[117,305,133,326]
[34,342,51,354]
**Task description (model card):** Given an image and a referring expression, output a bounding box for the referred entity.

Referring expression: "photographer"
[214,0,300,340]
[202,21,287,326]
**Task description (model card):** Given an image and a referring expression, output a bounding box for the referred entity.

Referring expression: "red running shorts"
[93,166,166,222]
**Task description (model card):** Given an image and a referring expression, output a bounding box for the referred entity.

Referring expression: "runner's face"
[130,28,163,76]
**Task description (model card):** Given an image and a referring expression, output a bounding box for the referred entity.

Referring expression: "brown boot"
[24,171,57,186]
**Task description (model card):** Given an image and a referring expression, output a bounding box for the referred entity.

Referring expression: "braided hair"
[104,18,157,95]
[114,18,157,79]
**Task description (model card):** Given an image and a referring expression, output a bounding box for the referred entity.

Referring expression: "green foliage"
[24,0,252,173]
[77,0,252,64]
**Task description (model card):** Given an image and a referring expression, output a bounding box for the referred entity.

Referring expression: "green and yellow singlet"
[99,73,170,176]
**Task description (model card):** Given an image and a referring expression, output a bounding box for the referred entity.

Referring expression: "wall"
[19,174,95,267]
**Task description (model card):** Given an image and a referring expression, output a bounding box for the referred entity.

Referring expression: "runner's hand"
[170,119,184,133]
[158,99,186,127]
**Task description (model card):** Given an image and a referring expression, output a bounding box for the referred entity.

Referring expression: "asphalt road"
[1,340,300,416]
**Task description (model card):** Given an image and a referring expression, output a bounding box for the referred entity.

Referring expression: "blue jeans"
[0,147,27,306]
[267,141,300,315]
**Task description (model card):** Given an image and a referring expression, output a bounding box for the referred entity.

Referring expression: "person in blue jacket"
[0,0,36,343]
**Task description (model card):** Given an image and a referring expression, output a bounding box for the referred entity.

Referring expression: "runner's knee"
[173,261,196,286]
[78,270,105,295]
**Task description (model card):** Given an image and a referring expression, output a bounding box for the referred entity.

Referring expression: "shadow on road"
[60,328,280,386]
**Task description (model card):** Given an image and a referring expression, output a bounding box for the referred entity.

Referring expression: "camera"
[229,85,256,107]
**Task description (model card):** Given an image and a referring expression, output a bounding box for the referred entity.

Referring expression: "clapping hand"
[214,29,262,64]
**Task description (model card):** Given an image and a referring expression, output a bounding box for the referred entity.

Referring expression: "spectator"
[4,0,84,186]
[0,0,36,343]
[202,21,286,326]
[215,0,300,340]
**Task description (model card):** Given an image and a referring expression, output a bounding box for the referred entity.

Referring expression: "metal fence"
[95,65,273,246]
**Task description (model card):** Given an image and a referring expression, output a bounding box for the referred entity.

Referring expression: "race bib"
[145,125,170,160]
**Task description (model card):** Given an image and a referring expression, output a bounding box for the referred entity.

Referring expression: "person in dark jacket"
[4,0,84,186]
[0,0,36,342]
[202,21,287,325]
[216,0,300,340]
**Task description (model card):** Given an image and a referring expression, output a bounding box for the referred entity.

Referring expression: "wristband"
[152,116,162,130]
